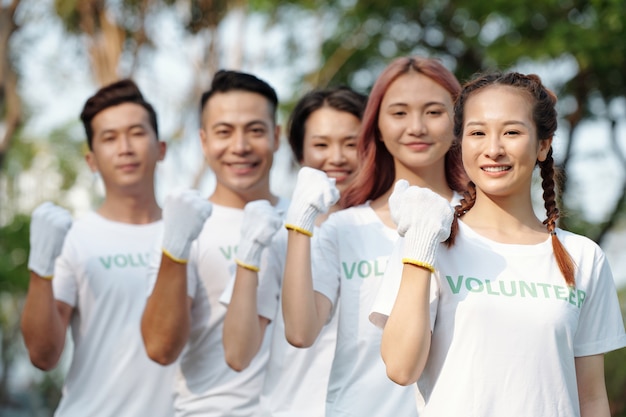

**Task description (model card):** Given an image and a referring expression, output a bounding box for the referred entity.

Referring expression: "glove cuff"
[235,240,264,272]
[284,223,313,237]
[401,228,440,273]
[285,202,319,237]
[162,245,191,264]
[27,256,55,279]
[235,259,260,273]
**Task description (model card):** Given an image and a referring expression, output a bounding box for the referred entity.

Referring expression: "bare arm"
[576,354,610,417]
[223,266,270,371]
[21,272,73,370]
[141,254,192,365]
[281,230,331,348]
[381,263,432,386]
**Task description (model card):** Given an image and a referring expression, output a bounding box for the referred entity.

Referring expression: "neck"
[97,188,161,224]
[210,183,278,209]
[393,161,454,201]
[462,189,547,243]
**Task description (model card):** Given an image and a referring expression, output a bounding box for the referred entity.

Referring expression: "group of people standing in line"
[20,55,626,417]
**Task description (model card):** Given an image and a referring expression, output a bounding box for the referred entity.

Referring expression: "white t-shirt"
[312,203,419,417]
[169,200,288,417]
[372,220,626,417]
[52,212,175,417]
[221,226,337,417]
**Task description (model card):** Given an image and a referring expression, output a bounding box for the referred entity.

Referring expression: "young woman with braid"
[281,56,467,416]
[371,71,626,417]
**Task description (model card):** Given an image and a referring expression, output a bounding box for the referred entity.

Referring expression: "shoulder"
[325,202,374,225]
[556,228,604,259]
[66,211,101,235]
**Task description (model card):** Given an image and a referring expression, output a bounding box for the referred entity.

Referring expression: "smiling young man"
[21,79,175,417]
[141,70,288,416]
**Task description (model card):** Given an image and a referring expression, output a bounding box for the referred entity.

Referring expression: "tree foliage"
[262,0,626,243]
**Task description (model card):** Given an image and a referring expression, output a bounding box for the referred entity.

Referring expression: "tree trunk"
[0,0,22,172]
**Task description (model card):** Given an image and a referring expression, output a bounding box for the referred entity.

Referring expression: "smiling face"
[377,71,455,179]
[461,85,551,200]
[200,90,280,206]
[300,107,360,193]
[86,102,165,195]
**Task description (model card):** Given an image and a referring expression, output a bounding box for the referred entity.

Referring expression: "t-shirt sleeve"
[145,239,162,297]
[370,237,439,331]
[52,234,78,307]
[219,273,235,306]
[311,220,340,313]
[369,236,404,328]
[186,241,200,299]
[574,248,626,356]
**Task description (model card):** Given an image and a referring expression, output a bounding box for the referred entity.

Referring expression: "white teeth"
[483,166,509,172]
[230,163,254,168]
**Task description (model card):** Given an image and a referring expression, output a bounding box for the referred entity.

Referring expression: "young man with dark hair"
[141,70,287,416]
[21,79,175,416]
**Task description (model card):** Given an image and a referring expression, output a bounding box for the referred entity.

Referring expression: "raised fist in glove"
[28,202,73,278]
[162,189,213,263]
[235,200,283,272]
[391,181,454,272]
[285,167,339,236]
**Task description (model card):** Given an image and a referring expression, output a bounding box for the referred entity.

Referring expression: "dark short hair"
[199,70,279,122]
[80,79,158,150]
[287,86,367,162]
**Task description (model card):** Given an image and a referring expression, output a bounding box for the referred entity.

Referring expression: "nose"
[118,134,134,154]
[408,114,426,136]
[232,130,251,154]
[485,134,504,159]
[329,143,347,165]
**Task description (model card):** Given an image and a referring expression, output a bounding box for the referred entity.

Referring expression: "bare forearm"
[576,355,611,417]
[141,254,191,365]
[281,231,325,347]
[223,267,266,371]
[21,272,68,370]
[381,264,432,386]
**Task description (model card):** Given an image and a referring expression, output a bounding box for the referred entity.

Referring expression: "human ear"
[85,152,99,173]
[537,137,553,162]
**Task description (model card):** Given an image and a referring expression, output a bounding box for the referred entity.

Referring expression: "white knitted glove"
[285,167,339,236]
[392,182,454,272]
[28,202,73,279]
[162,190,213,263]
[235,200,283,272]
[388,179,409,227]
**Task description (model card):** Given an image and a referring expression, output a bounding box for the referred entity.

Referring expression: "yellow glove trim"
[235,259,260,273]
[162,248,188,264]
[402,258,435,273]
[285,224,313,237]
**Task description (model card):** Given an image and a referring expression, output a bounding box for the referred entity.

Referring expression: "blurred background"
[1,0,625,415]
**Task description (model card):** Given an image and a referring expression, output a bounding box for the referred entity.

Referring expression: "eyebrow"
[98,123,146,135]
[310,134,357,140]
[386,101,446,108]
[465,120,528,127]
[210,120,270,129]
